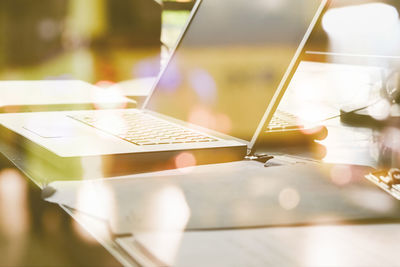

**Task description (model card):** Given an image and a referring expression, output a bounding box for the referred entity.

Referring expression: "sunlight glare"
[73,181,116,242]
[0,169,29,237]
[322,3,400,63]
[144,186,190,264]
[81,156,103,179]
[323,3,399,35]
[93,83,128,109]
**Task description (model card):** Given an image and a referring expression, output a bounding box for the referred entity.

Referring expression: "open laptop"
[0,0,328,178]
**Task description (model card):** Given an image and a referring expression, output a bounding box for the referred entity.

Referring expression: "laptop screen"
[145,0,323,141]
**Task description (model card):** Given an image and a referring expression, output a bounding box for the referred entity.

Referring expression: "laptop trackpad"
[23,116,80,138]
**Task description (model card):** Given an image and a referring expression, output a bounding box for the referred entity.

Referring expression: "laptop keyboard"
[69,111,218,146]
[69,109,299,146]
[266,110,301,131]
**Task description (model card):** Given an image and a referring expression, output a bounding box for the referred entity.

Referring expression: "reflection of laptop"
[0,80,135,112]
[0,0,328,177]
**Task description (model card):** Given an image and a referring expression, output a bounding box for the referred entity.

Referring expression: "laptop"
[0,0,328,179]
[0,80,135,112]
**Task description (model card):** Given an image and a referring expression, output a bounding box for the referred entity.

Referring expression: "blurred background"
[0,0,194,83]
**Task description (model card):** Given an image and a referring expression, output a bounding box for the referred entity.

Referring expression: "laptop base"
[0,124,247,182]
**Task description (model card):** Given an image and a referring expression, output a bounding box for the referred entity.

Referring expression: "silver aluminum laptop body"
[0,0,328,178]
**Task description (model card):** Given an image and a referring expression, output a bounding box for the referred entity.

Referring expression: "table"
[1,61,400,266]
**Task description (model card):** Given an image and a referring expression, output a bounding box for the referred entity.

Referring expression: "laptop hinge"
[244,153,274,164]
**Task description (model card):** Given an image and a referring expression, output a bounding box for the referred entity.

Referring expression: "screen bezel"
[143,0,330,154]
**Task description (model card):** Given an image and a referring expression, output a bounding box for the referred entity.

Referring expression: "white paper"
[117,223,400,267]
[44,160,400,235]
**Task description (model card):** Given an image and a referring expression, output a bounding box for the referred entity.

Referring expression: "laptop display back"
[144,0,327,146]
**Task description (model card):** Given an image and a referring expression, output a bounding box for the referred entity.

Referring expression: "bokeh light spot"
[279,187,300,210]
[175,152,197,169]
[188,69,216,103]
[330,165,352,186]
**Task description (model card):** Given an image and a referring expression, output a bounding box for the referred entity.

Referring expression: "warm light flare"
[188,106,231,134]
[188,106,216,130]
[0,169,29,237]
[216,113,232,134]
[141,186,190,265]
[74,157,117,243]
[95,80,115,88]
[73,181,116,243]
[93,83,128,110]
[175,152,197,173]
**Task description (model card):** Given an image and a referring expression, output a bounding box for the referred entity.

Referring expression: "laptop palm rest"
[23,116,80,138]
